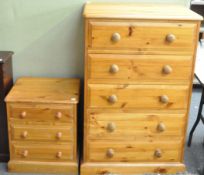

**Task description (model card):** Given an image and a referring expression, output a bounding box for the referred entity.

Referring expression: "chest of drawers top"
[5,77,80,104]
[84,3,202,20]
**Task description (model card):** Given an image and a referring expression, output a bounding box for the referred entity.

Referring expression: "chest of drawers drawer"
[9,103,73,123]
[88,20,196,54]
[88,111,185,141]
[88,84,189,109]
[10,124,73,142]
[87,140,182,162]
[88,54,192,84]
[11,143,73,161]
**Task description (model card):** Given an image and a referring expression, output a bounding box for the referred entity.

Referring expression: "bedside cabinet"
[0,51,13,162]
[5,77,80,174]
[82,3,202,175]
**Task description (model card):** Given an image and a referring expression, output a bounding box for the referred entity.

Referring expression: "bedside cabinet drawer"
[88,111,185,140]
[10,124,73,142]
[88,84,189,109]
[12,143,73,161]
[8,104,73,123]
[88,54,192,83]
[88,20,196,54]
[87,140,182,162]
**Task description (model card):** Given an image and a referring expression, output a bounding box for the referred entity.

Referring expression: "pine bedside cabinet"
[5,77,80,174]
[82,3,203,175]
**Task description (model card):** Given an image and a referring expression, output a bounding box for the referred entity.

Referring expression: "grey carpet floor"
[0,89,204,175]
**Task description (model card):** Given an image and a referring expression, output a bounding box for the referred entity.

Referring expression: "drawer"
[88,111,185,141]
[12,142,73,161]
[8,103,73,123]
[88,54,192,84]
[10,124,73,142]
[87,140,182,162]
[88,84,189,109]
[88,20,197,54]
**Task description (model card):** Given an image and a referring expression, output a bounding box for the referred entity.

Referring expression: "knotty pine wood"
[11,142,73,161]
[87,140,182,162]
[83,3,202,21]
[88,20,197,54]
[6,78,80,174]
[88,84,189,109]
[82,3,202,175]
[8,103,74,123]
[8,161,78,174]
[5,77,79,104]
[81,162,185,175]
[10,124,72,142]
[88,54,193,84]
[87,110,186,140]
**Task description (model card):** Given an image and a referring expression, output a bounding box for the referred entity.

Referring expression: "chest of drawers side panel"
[180,21,201,161]
[84,18,90,161]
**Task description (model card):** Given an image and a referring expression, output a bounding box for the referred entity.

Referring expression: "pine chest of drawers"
[82,3,202,175]
[5,77,80,174]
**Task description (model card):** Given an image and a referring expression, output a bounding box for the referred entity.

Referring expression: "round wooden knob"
[20,111,27,118]
[55,112,62,119]
[111,33,121,42]
[56,151,62,159]
[106,148,114,158]
[157,123,166,132]
[166,34,176,43]
[108,95,118,104]
[109,64,119,74]
[160,95,169,104]
[162,65,172,74]
[22,150,28,158]
[21,131,28,138]
[56,132,62,140]
[107,122,116,132]
[154,149,162,158]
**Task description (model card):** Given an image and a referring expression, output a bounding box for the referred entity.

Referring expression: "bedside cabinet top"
[0,51,14,64]
[83,3,203,21]
[5,77,80,104]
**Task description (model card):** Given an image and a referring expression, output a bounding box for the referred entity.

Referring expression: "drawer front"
[87,140,182,162]
[88,111,185,141]
[9,103,73,123]
[88,84,189,109]
[88,21,196,54]
[10,124,73,142]
[88,54,192,83]
[12,143,73,161]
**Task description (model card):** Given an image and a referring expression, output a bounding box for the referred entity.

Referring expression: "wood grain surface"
[82,3,201,175]
[6,78,80,174]
[83,3,203,20]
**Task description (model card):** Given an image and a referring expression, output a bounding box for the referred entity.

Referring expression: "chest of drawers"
[82,3,202,175]
[5,77,80,174]
[0,51,13,162]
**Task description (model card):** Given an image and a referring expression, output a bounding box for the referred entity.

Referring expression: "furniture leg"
[188,87,204,146]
